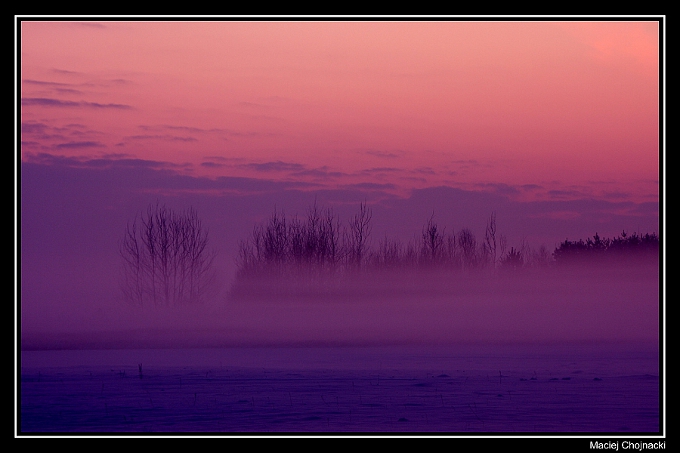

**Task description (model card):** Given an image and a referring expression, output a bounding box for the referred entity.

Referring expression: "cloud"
[213,176,319,193]
[361,167,401,174]
[139,125,213,134]
[291,166,348,179]
[21,122,49,134]
[22,98,80,107]
[22,153,316,194]
[474,183,521,196]
[24,152,183,171]
[22,122,107,147]
[138,124,272,139]
[52,68,82,75]
[343,182,397,190]
[602,191,632,200]
[224,130,279,138]
[530,211,583,221]
[54,141,106,149]
[547,189,588,199]
[55,88,84,95]
[200,162,225,168]
[364,150,402,159]
[239,161,306,173]
[21,98,133,109]
[126,134,198,142]
[23,79,75,87]
[627,202,660,216]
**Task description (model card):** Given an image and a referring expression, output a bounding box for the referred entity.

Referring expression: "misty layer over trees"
[231,202,659,300]
[75,200,659,350]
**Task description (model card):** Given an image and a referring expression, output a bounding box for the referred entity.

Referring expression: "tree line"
[233,203,555,286]
[553,231,659,265]
[119,202,659,305]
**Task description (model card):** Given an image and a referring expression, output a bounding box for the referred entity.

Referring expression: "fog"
[19,162,661,352]
[21,261,659,350]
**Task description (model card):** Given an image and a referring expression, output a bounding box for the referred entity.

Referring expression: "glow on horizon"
[20,20,660,202]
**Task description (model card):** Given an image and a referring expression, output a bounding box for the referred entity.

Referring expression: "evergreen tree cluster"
[553,231,659,265]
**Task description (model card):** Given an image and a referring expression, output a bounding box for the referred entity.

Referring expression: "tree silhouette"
[553,231,658,265]
[345,201,372,271]
[120,203,216,307]
[233,202,660,299]
[421,213,445,267]
[484,212,498,269]
[501,247,523,269]
[458,228,477,270]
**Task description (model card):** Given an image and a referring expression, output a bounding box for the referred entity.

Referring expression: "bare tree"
[120,203,216,307]
[421,213,444,267]
[499,234,508,261]
[302,202,340,272]
[458,228,477,270]
[484,212,498,269]
[371,235,403,269]
[445,231,460,269]
[263,208,288,265]
[288,214,305,267]
[345,201,372,270]
[520,237,532,268]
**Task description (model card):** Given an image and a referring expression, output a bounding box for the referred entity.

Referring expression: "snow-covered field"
[20,342,659,433]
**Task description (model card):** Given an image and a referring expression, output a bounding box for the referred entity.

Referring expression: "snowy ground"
[20,343,659,433]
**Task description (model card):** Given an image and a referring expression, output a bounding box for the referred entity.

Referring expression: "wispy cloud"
[21,122,49,134]
[364,150,402,159]
[52,68,81,75]
[139,125,215,134]
[22,97,133,109]
[547,189,588,199]
[24,152,187,170]
[474,183,521,196]
[22,122,106,146]
[291,166,348,179]
[54,88,84,95]
[23,79,75,87]
[200,161,225,168]
[413,167,436,175]
[343,182,397,190]
[126,134,198,142]
[602,191,632,200]
[239,161,306,173]
[139,124,269,138]
[361,167,401,174]
[54,141,106,149]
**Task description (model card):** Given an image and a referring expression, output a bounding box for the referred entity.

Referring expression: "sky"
[18,18,663,344]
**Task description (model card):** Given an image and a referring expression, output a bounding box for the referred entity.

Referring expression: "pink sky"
[21,20,660,203]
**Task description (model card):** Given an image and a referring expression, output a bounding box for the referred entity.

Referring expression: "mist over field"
[20,159,659,351]
[20,160,660,351]
[21,261,658,350]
